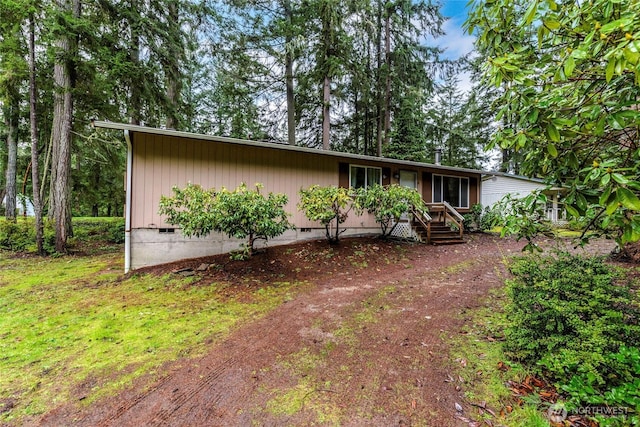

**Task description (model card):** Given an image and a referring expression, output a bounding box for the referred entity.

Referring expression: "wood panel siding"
[422,172,432,203]
[338,163,349,188]
[131,134,376,229]
[130,132,483,229]
[469,177,479,207]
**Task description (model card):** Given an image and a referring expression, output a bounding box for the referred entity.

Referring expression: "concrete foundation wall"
[130,227,381,270]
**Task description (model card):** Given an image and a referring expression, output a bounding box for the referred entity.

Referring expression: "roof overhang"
[92,121,485,176]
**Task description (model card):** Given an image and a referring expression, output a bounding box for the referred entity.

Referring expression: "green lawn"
[0,250,303,423]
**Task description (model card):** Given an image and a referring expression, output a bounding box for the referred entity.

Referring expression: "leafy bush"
[492,192,554,251]
[505,253,640,394]
[0,217,123,255]
[353,184,427,237]
[0,219,34,251]
[463,204,501,232]
[298,185,353,244]
[159,182,293,256]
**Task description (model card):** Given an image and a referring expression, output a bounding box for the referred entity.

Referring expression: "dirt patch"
[31,234,617,427]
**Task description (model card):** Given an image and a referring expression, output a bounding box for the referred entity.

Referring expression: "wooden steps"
[412,220,466,245]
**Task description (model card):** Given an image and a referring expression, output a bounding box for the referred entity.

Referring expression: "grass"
[0,250,305,423]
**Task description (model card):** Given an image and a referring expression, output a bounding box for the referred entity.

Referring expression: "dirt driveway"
[36,234,615,427]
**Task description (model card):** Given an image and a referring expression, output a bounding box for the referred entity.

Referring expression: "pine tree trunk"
[322,75,331,150]
[4,94,18,221]
[165,2,181,130]
[29,13,44,254]
[382,9,391,149]
[50,0,79,253]
[375,0,383,157]
[321,5,331,151]
[128,0,141,125]
[284,0,296,145]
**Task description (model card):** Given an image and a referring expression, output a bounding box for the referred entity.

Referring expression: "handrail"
[410,205,432,243]
[442,201,465,222]
[411,206,432,223]
[425,202,464,239]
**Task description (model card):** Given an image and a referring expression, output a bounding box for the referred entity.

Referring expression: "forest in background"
[0,0,497,252]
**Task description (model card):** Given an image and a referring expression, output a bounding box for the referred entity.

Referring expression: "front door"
[399,171,417,220]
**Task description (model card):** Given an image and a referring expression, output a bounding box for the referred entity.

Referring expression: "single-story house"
[481,172,566,222]
[93,121,484,271]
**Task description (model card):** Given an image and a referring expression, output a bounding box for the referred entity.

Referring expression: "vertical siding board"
[192,138,202,187]
[157,136,171,226]
[150,136,163,227]
[206,138,216,188]
[131,134,146,228]
[184,137,194,184]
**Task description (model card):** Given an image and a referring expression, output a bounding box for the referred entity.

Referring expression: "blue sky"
[435,0,477,92]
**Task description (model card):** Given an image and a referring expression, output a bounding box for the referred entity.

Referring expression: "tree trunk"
[284,0,296,145]
[322,75,331,150]
[128,0,141,125]
[29,13,44,254]
[50,0,79,253]
[4,93,18,221]
[382,8,392,149]
[165,2,181,130]
[375,1,383,157]
[321,4,331,151]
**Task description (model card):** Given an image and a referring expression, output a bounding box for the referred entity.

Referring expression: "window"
[432,175,469,208]
[350,165,382,189]
[399,170,417,189]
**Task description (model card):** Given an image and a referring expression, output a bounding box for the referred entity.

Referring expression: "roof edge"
[92,120,486,175]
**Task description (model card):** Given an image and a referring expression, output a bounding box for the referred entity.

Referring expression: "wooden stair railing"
[410,205,432,243]
[425,202,465,241]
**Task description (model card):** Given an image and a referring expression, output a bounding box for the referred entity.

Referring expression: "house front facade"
[94,121,483,271]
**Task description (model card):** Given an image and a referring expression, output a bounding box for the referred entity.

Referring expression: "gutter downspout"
[124,130,133,273]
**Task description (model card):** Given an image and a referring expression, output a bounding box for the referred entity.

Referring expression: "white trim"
[124,130,133,273]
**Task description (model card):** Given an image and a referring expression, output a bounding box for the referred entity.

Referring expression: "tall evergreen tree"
[0,1,27,220]
[50,0,80,252]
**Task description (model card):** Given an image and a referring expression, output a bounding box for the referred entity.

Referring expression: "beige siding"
[130,132,483,231]
[131,133,378,229]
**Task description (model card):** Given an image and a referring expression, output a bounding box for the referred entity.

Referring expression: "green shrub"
[505,253,640,385]
[1,217,123,255]
[463,204,501,232]
[108,219,125,244]
[505,253,640,423]
[0,219,34,251]
[159,183,293,255]
[353,184,427,237]
[298,185,353,244]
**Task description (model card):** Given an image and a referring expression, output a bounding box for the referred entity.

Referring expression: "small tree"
[158,183,293,256]
[298,185,353,244]
[354,184,427,237]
